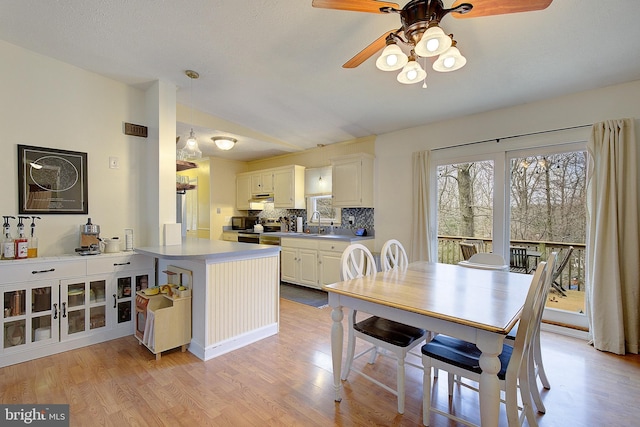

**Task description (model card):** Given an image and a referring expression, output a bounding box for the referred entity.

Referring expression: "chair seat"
[355,316,425,347]
[421,335,513,381]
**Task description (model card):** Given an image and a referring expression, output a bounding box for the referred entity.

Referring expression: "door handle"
[113,294,117,308]
[113,262,131,266]
[62,302,67,318]
[53,303,58,319]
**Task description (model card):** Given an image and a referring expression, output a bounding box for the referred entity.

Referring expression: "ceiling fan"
[312,0,552,84]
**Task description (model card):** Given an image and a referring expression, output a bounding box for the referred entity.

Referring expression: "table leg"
[330,305,344,402]
[476,332,503,427]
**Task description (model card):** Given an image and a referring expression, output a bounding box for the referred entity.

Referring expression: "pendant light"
[184,70,202,160]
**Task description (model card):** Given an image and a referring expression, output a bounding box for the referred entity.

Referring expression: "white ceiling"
[2,1,640,161]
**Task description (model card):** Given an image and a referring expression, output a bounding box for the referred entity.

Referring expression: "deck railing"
[438,236,586,291]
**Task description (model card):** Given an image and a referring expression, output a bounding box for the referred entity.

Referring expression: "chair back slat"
[341,244,377,280]
[381,239,409,271]
[459,243,477,261]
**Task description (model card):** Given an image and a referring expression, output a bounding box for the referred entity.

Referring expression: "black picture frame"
[17,145,88,214]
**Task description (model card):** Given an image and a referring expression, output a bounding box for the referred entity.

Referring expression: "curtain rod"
[432,123,592,151]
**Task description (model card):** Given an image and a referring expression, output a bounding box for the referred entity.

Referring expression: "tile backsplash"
[249,204,374,235]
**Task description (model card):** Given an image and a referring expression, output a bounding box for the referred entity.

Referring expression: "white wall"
[374,79,640,256]
[0,40,152,255]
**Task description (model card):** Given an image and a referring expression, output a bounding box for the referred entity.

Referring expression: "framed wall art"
[18,145,88,214]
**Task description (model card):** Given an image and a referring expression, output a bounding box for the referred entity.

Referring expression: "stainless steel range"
[237,218,281,245]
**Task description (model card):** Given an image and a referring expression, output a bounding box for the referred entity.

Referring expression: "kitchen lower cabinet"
[281,237,374,290]
[280,242,318,288]
[0,254,153,368]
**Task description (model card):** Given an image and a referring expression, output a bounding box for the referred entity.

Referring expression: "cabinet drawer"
[317,240,350,253]
[281,238,318,250]
[87,254,153,274]
[1,259,86,284]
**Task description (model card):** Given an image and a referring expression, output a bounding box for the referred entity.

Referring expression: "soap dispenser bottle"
[28,216,41,258]
[1,216,16,260]
[15,216,29,259]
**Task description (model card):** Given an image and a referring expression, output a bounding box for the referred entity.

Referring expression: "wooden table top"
[324,261,534,334]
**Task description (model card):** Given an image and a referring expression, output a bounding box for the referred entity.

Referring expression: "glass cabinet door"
[115,276,132,325]
[2,281,59,351]
[89,279,107,330]
[63,280,87,337]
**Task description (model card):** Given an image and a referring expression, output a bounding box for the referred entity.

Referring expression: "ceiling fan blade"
[451,0,552,19]
[312,0,399,14]
[342,30,394,68]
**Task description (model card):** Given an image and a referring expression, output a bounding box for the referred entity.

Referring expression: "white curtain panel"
[586,118,640,354]
[411,151,433,262]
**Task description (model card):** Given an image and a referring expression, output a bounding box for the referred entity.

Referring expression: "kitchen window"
[307,195,341,225]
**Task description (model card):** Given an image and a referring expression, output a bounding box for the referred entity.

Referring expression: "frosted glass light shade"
[433,46,466,72]
[376,44,409,71]
[414,25,452,57]
[397,60,427,84]
[212,137,237,151]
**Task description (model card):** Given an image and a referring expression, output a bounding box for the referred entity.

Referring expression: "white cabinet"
[0,254,153,368]
[236,173,252,210]
[318,240,351,287]
[280,238,318,288]
[273,165,305,209]
[281,237,374,290]
[331,153,374,207]
[236,165,305,209]
[221,231,239,242]
[251,171,274,194]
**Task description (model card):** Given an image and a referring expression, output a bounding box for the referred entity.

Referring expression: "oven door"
[238,233,260,244]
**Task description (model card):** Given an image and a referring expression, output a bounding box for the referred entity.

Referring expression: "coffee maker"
[78,218,100,254]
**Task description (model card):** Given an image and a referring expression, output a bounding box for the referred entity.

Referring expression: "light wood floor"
[1,298,639,426]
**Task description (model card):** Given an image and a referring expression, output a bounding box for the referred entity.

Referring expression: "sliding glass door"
[432,141,587,330]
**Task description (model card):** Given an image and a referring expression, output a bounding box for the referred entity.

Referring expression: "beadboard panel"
[206,256,279,346]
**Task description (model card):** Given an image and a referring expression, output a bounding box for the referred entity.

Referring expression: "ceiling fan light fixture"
[376,43,408,71]
[414,24,452,58]
[212,136,237,151]
[397,58,426,84]
[433,43,466,72]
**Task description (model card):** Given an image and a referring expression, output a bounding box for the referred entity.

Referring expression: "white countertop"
[135,237,280,262]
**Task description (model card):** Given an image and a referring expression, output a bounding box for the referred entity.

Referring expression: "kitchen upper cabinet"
[236,165,305,210]
[251,171,274,194]
[273,165,305,209]
[331,153,374,207]
[236,173,253,210]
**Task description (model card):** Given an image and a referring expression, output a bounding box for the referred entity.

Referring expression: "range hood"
[249,193,274,203]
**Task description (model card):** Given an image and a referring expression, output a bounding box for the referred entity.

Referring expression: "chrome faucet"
[311,211,322,234]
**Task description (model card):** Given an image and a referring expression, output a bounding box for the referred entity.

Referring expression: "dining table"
[324,261,534,427]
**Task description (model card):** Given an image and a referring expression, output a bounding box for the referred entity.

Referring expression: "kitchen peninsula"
[135,238,280,361]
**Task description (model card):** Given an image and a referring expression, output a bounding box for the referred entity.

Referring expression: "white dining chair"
[506,251,558,414]
[458,252,508,271]
[340,243,425,414]
[421,259,553,427]
[380,239,409,271]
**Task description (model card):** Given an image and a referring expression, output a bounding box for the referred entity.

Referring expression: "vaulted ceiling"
[2,1,640,160]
